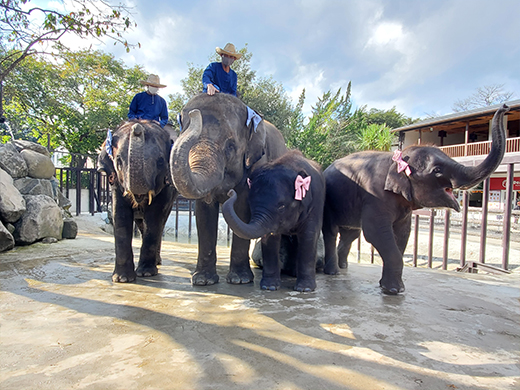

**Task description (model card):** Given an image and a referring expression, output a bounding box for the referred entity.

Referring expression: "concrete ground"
[0,215,519,390]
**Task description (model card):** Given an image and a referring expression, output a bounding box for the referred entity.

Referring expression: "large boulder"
[20,149,55,179]
[0,167,26,223]
[62,218,78,239]
[13,195,63,245]
[12,140,50,157]
[0,221,15,252]
[13,177,55,198]
[0,142,28,178]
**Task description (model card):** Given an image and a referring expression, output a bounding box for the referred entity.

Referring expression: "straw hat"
[139,74,166,88]
[215,43,242,59]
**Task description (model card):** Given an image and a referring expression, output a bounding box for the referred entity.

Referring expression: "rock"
[20,149,55,179]
[13,177,54,198]
[0,221,15,252]
[12,140,50,157]
[62,218,78,239]
[0,167,26,223]
[41,237,59,244]
[51,177,72,210]
[13,195,63,245]
[0,142,28,178]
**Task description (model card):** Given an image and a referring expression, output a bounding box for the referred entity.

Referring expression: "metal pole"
[460,191,469,267]
[413,214,419,267]
[442,209,450,270]
[502,164,514,270]
[479,178,490,263]
[428,209,435,268]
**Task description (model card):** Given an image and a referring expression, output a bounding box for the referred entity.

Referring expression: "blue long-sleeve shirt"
[128,91,169,127]
[202,62,237,96]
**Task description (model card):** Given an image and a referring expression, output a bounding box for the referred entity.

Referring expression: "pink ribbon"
[392,150,412,176]
[294,175,311,201]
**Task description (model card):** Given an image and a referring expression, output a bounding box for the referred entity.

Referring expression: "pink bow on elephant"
[392,150,412,176]
[294,175,311,200]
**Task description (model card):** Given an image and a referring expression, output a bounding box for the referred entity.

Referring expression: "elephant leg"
[260,234,282,290]
[362,212,405,295]
[337,228,361,269]
[322,221,340,275]
[294,230,318,292]
[394,214,412,256]
[136,187,175,277]
[192,200,220,286]
[112,190,136,283]
[227,190,254,284]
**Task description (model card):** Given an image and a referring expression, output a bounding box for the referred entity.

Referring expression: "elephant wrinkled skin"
[98,120,177,282]
[170,93,287,286]
[222,150,325,292]
[322,105,509,295]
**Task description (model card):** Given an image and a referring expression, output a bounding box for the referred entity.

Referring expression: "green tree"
[357,123,396,151]
[365,106,413,129]
[292,84,362,168]
[3,48,146,158]
[0,0,138,119]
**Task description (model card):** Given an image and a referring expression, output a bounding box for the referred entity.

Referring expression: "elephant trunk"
[222,190,269,240]
[127,123,153,196]
[452,105,509,190]
[170,109,224,199]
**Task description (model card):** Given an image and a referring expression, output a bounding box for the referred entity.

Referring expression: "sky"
[57,0,520,119]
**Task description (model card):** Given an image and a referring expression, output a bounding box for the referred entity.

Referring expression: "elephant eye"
[277,203,286,212]
[116,156,123,171]
[157,157,165,169]
[432,166,442,176]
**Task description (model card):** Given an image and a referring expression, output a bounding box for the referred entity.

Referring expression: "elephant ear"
[245,119,267,169]
[384,161,413,202]
[97,132,117,185]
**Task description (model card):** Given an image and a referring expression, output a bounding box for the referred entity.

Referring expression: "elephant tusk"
[148,190,154,205]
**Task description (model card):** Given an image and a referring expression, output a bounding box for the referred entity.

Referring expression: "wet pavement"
[0,216,519,390]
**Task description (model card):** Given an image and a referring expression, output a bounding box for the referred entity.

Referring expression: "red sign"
[489,177,520,191]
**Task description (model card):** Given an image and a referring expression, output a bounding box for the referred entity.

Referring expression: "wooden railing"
[440,137,520,158]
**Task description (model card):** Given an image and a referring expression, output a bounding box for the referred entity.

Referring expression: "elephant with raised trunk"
[322,105,509,294]
[98,120,177,282]
[170,93,287,286]
[222,150,325,292]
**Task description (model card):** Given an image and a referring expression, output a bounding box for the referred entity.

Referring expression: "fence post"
[442,209,450,270]
[413,214,419,267]
[502,163,514,270]
[428,209,435,268]
[479,178,490,263]
[460,191,469,267]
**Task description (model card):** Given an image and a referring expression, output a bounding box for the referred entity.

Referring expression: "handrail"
[440,137,520,158]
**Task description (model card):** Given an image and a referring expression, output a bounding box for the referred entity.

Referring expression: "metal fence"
[56,162,517,272]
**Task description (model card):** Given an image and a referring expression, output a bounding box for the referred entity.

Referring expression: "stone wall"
[0,140,77,252]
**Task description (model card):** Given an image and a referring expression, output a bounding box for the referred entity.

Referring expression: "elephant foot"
[294,278,316,292]
[112,265,136,283]
[136,263,158,277]
[338,259,348,269]
[323,261,340,275]
[192,271,219,286]
[260,276,281,291]
[226,268,254,284]
[379,276,405,295]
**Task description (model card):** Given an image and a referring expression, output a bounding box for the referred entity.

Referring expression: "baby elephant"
[222,150,325,291]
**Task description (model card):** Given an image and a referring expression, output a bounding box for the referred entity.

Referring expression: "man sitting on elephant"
[202,43,241,97]
[128,74,169,128]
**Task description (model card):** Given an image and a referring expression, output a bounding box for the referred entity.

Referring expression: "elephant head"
[384,105,509,211]
[98,120,172,207]
[170,93,285,201]
[222,151,322,240]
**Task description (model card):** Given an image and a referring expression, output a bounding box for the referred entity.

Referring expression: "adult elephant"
[98,120,177,283]
[170,93,287,286]
[322,105,509,295]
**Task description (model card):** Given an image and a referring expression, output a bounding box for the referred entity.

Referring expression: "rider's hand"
[207,84,218,96]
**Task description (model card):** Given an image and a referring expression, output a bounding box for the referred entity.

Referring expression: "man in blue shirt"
[128,74,169,128]
[202,43,242,97]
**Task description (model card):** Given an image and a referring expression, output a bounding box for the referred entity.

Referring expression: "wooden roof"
[391,99,520,136]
